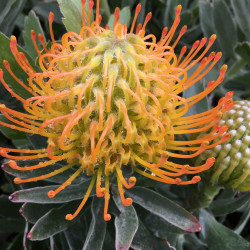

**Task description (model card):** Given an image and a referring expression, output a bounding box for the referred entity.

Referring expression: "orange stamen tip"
[49,12,54,21]
[97,188,106,197]
[10,35,17,43]
[206,157,215,167]
[8,160,17,168]
[213,125,220,132]
[38,33,44,41]
[175,5,182,15]
[215,52,222,61]
[193,41,199,49]
[180,26,187,35]
[222,133,230,142]
[209,34,216,43]
[181,46,187,54]
[220,65,228,74]
[175,178,182,184]
[200,37,207,46]
[145,12,152,22]
[81,0,86,4]
[192,176,201,183]
[201,141,209,151]
[219,125,228,134]
[208,52,215,60]
[128,176,136,186]
[115,7,120,15]
[182,165,190,173]
[0,104,6,110]
[136,3,142,13]
[125,198,133,206]
[105,24,110,30]
[162,152,169,159]
[225,91,234,99]
[14,177,21,184]
[162,27,168,37]
[201,57,208,65]
[0,149,6,156]
[65,214,73,220]
[3,60,10,68]
[104,214,111,221]
[48,190,55,198]
[89,0,94,8]
[30,30,36,39]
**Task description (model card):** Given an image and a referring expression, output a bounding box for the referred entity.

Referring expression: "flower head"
[0,0,233,221]
[197,100,249,191]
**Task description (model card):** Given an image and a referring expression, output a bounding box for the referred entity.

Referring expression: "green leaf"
[0,32,37,99]
[182,64,210,117]
[0,0,16,28]
[234,203,250,235]
[2,160,89,184]
[113,192,138,250]
[21,203,58,224]
[82,197,107,250]
[10,179,93,203]
[199,1,214,37]
[210,192,250,216]
[108,7,131,30]
[225,71,250,89]
[131,219,153,250]
[183,78,209,116]
[29,200,89,240]
[64,217,87,250]
[200,209,250,250]
[0,0,27,36]
[57,0,93,33]
[23,10,46,60]
[142,211,188,238]
[213,0,237,58]
[126,187,201,232]
[33,3,63,24]
[0,114,26,140]
[230,0,250,41]
[26,134,47,149]
[235,42,250,63]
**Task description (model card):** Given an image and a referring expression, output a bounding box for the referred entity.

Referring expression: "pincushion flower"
[0,0,234,221]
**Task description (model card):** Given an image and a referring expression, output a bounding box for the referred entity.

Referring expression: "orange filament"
[65,174,96,220]
[88,0,94,28]
[96,166,105,197]
[104,175,111,221]
[130,4,141,33]
[14,164,73,184]
[116,170,133,206]
[48,167,83,198]
[49,12,55,44]
[81,0,86,26]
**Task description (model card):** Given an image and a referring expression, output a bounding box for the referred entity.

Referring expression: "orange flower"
[0,0,234,221]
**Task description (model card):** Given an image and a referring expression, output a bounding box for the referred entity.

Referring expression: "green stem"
[226,58,246,79]
[100,0,111,24]
[191,181,221,210]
